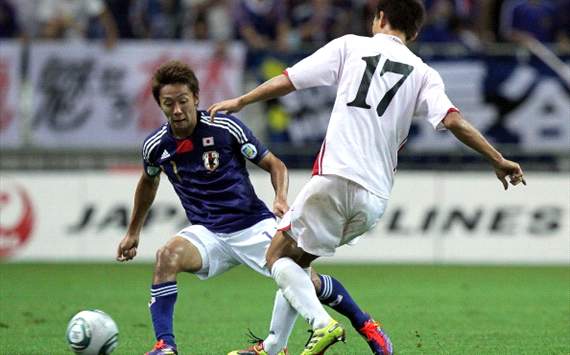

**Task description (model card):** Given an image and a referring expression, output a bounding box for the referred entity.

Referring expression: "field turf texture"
[0,263,568,354]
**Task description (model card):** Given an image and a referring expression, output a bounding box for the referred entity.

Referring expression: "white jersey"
[286,33,456,199]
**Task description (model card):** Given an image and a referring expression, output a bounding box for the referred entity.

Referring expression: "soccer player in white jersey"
[116,61,395,355]
[208,1,527,354]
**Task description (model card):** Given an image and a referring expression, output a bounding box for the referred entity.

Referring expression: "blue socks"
[317,274,370,329]
[149,281,178,347]
[149,276,367,348]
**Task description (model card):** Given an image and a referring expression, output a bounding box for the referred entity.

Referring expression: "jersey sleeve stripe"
[200,117,246,144]
[200,112,248,143]
[144,138,164,161]
[143,133,165,161]
[142,128,165,159]
[214,117,248,143]
[143,127,167,160]
[143,126,166,154]
[200,118,243,143]
[202,116,248,143]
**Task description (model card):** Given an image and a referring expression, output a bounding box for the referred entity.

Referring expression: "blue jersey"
[142,110,274,233]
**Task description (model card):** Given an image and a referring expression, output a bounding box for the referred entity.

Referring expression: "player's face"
[159,83,199,137]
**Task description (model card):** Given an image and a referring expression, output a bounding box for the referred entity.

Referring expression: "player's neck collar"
[374,32,405,45]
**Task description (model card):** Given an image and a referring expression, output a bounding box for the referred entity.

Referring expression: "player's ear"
[409,31,419,42]
[379,11,387,28]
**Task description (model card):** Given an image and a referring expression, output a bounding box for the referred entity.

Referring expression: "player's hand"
[207,97,244,122]
[116,234,139,262]
[493,158,526,190]
[273,198,289,218]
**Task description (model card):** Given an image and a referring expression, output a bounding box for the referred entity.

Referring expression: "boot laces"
[246,329,265,345]
[304,329,318,348]
[152,339,167,350]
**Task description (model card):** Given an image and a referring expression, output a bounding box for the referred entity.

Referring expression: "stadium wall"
[1,171,568,265]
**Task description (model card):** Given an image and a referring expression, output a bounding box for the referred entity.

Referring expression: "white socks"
[271,257,332,330]
[263,289,297,355]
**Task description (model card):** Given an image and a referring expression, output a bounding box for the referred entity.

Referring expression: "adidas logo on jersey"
[161,150,171,160]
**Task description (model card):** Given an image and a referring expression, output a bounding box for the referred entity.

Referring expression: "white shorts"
[278,175,388,257]
[177,218,277,280]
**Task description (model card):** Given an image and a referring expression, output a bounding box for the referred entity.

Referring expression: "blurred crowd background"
[1,0,569,52]
[0,0,569,171]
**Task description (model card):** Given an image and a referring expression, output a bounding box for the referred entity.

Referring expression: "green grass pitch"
[0,263,568,354]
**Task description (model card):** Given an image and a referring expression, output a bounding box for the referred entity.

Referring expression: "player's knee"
[266,234,282,270]
[266,230,297,271]
[266,251,279,272]
[155,244,182,274]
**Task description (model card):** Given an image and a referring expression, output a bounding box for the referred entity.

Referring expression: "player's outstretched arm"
[116,172,160,261]
[257,152,289,218]
[442,111,526,190]
[207,74,296,121]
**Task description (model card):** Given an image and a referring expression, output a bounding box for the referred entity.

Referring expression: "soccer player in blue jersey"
[116,60,391,355]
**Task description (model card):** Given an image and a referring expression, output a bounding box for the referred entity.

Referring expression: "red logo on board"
[0,185,34,258]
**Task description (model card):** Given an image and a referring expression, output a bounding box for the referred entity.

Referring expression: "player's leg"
[264,268,370,354]
[268,175,383,354]
[312,271,392,355]
[264,260,382,353]
[228,288,295,355]
[147,235,203,354]
[221,218,296,355]
[312,270,369,329]
[316,180,391,355]
[266,231,330,328]
[267,231,346,355]
[266,175,348,327]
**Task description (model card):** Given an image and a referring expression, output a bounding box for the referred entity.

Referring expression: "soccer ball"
[66,309,119,355]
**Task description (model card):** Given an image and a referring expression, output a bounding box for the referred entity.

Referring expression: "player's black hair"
[152,60,200,104]
[376,0,425,41]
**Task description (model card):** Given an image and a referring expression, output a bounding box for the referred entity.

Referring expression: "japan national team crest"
[202,151,220,171]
